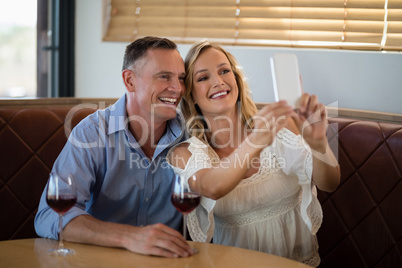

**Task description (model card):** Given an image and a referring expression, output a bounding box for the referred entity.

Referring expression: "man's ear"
[122,69,135,92]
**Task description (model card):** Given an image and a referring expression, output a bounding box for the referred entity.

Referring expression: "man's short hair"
[122,36,177,71]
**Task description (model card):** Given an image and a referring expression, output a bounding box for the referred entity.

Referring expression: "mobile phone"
[270,53,302,109]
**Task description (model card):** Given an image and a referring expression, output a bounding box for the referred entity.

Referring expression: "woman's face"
[191,47,239,117]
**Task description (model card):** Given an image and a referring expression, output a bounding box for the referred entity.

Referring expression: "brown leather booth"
[318,117,402,267]
[0,104,97,240]
[0,99,401,267]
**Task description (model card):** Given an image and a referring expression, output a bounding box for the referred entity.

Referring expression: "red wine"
[171,193,201,213]
[46,195,77,214]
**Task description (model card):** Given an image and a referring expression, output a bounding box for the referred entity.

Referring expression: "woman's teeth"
[211,91,228,99]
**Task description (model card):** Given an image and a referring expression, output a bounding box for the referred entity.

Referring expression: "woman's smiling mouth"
[210,90,230,99]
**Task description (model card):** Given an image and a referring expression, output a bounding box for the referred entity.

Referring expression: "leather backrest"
[0,107,95,240]
[1,107,401,268]
[318,117,402,267]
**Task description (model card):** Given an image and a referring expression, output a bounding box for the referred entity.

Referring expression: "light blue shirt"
[34,94,185,239]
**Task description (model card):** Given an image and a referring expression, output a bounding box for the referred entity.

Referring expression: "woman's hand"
[247,101,295,149]
[292,93,340,192]
[292,93,328,153]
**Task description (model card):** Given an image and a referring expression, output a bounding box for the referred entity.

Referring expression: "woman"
[168,40,340,266]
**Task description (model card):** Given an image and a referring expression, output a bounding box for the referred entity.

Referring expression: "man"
[34,36,193,257]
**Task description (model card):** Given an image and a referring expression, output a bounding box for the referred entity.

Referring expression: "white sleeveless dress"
[168,128,323,267]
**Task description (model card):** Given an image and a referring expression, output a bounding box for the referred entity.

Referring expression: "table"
[0,239,312,267]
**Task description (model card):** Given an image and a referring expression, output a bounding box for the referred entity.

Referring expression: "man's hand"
[63,215,194,258]
[123,223,194,258]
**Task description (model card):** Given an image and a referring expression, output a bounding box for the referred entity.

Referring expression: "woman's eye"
[221,69,230,74]
[197,76,208,82]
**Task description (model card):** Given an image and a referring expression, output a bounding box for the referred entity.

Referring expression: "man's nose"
[169,77,184,93]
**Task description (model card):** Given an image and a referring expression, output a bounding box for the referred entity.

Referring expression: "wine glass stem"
[183,213,187,240]
[58,214,64,249]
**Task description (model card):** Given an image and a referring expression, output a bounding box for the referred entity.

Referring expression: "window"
[0,0,37,97]
[0,0,75,99]
[38,0,75,97]
[102,0,402,51]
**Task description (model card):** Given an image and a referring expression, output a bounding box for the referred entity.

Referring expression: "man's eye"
[160,75,169,79]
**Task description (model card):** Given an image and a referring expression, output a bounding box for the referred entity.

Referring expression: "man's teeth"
[211,91,228,99]
[159,97,177,104]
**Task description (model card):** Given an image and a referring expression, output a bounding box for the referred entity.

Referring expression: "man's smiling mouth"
[158,97,177,105]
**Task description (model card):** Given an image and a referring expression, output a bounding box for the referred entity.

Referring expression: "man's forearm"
[62,214,194,258]
[63,215,130,249]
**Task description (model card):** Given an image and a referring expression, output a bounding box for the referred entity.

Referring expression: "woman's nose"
[212,75,224,88]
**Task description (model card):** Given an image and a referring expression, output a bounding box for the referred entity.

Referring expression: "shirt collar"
[107,94,128,135]
[153,113,185,157]
[107,94,185,143]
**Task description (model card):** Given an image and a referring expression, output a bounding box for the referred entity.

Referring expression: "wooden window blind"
[102,0,402,51]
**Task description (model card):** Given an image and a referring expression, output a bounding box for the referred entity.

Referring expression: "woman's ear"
[122,69,135,92]
[191,93,197,105]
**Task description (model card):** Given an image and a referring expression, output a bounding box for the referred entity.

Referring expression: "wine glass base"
[47,248,76,256]
[191,248,199,255]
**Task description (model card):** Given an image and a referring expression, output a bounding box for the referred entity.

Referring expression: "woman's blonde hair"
[181,40,257,142]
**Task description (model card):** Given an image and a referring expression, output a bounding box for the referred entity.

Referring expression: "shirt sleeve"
[34,117,102,239]
[167,137,216,242]
[272,128,323,235]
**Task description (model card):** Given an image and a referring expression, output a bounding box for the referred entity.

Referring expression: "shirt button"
[140,225,143,227]
[145,197,149,202]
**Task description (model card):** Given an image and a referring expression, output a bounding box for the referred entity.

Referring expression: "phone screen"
[270,53,302,109]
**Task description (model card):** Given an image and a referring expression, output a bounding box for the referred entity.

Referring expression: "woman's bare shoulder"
[168,143,192,169]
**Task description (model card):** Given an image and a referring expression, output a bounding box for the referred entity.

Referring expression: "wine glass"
[171,174,201,254]
[46,172,77,256]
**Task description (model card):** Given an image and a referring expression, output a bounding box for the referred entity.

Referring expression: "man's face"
[130,48,185,124]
